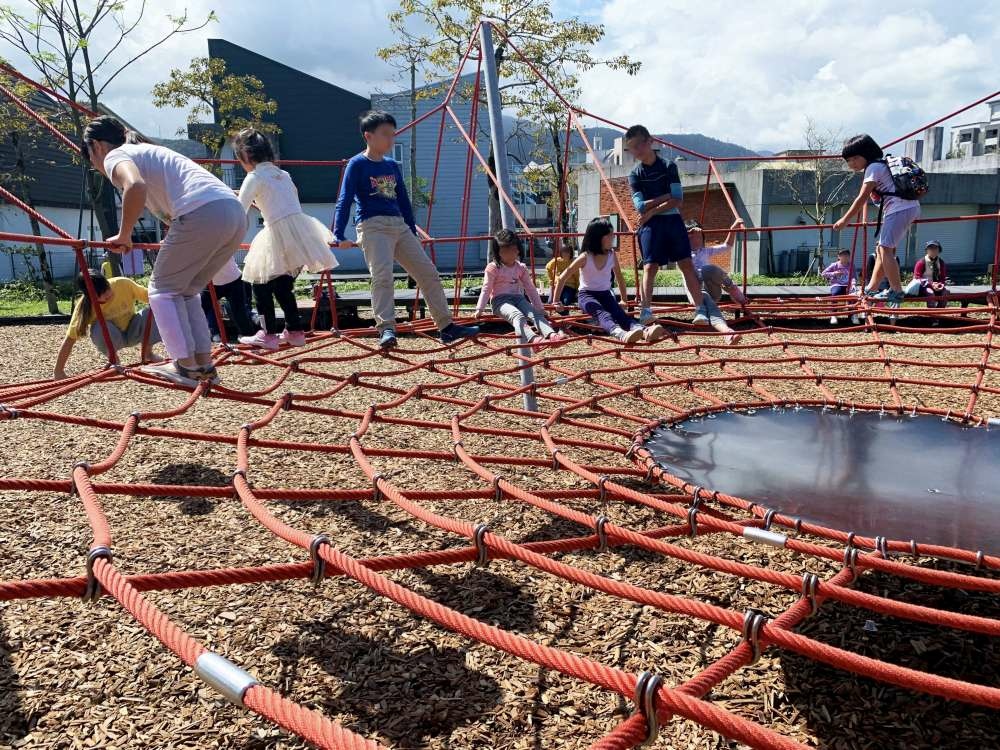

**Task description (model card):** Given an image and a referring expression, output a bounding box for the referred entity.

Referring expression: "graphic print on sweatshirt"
[369,173,398,200]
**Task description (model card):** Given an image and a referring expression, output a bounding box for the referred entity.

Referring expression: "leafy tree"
[384,0,640,232]
[151,56,279,164]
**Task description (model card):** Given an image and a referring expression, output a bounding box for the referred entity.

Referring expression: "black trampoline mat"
[644,408,1000,555]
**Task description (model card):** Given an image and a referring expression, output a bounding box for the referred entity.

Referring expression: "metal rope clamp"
[473,523,490,567]
[594,515,610,552]
[83,545,112,603]
[741,609,768,664]
[689,486,703,510]
[874,535,889,559]
[70,461,91,497]
[492,475,505,502]
[844,544,860,576]
[0,403,19,419]
[451,439,464,461]
[801,572,820,616]
[371,472,386,502]
[632,670,663,747]
[309,534,331,587]
[550,448,562,471]
[687,505,699,538]
[597,475,610,505]
[762,508,777,530]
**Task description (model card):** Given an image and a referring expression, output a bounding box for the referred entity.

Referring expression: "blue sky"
[3,0,998,152]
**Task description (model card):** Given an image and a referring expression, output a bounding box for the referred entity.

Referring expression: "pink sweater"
[475,261,545,314]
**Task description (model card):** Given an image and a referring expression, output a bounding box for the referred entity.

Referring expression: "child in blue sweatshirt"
[334,111,478,349]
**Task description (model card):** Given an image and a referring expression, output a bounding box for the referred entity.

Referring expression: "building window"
[959,132,973,143]
[987,129,999,139]
[593,136,603,151]
[393,143,405,163]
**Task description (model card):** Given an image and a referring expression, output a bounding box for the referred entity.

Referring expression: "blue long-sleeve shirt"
[333,153,416,240]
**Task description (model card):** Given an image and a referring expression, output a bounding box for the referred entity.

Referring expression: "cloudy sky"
[4,0,998,152]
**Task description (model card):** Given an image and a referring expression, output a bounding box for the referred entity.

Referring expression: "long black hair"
[490,228,523,265]
[841,134,883,165]
[581,217,613,255]
[74,272,111,338]
[233,128,275,164]
[81,116,150,161]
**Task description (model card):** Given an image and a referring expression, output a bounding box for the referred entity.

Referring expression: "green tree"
[384,0,640,232]
[0,2,215,270]
[151,56,279,164]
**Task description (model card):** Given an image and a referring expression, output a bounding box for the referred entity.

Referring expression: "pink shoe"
[280,329,307,347]
[239,330,279,351]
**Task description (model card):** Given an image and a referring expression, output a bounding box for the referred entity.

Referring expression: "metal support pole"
[480,21,537,411]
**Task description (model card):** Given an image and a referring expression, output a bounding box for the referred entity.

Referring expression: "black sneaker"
[379,329,398,350]
[440,323,479,344]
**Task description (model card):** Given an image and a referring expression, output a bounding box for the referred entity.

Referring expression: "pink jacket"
[475,261,545,313]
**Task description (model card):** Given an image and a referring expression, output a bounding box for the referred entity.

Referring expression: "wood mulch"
[1,316,998,749]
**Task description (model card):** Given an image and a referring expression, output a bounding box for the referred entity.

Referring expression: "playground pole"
[480,21,537,411]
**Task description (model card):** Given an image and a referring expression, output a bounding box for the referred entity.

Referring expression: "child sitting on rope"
[232,129,338,351]
[334,110,479,350]
[912,240,949,311]
[546,241,579,312]
[687,218,748,306]
[552,217,666,344]
[475,229,565,343]
[821,249,860,325]
[53,272,161,379]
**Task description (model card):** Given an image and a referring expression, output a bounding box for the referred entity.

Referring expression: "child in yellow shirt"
[54,273,161,378]
[546,242,579,310]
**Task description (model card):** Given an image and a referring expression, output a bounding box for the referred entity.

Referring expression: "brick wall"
[596,179,738,272]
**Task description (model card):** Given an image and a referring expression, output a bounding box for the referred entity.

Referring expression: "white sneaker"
[623,326,645,344]
[239,330,280,351]
[830,316,839,325]
[693,310,709,325]
[850,314,860,325]
[643,323,667,342]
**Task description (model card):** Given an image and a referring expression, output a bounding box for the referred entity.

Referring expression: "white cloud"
[577,0,1000,151]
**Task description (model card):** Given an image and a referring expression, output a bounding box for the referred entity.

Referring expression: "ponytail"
[232,128,275,164]
[125,129,151,145]
[75,272,110,338]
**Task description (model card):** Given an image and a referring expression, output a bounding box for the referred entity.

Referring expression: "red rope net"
[2,25,1000,750]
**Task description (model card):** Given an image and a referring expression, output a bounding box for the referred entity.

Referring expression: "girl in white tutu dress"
[234,129,337,349]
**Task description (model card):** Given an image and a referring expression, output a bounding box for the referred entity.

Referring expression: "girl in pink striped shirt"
[475,230,565,343]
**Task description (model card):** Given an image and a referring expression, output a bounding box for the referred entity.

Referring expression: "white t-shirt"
[212,258,242,286]
[237,162,302,224]
[863,161,920,217]
[103,143,236,222]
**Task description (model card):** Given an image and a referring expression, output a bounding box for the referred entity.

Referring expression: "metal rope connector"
[632,670,663,748]
[473,523,490,567]
[371,473,386,502]
[594,515,609,552]
[762,508,777,530]
[741,609,769,664]
[83,545,112,603]
[874,535,889,558]
[801,572,820,616]
[687,505,699,538]
[492,474,505,502]
[597,475,610,504]
[0,403,19,419]
[844,545,859,576]
[309,534,331,587]
[194,651,259,707]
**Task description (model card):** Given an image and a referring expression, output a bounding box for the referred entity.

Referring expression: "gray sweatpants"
[90,306,160,356]
[491,294,556,339]
[148,199,247,360]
